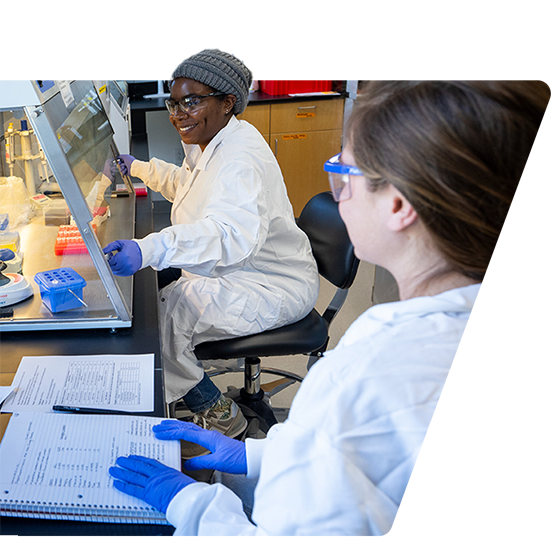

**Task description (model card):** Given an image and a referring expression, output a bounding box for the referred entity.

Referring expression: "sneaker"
[180,396,248,460]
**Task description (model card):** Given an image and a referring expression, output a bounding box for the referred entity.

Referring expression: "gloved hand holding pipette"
[103,240,142,276]
[116,154,135,176]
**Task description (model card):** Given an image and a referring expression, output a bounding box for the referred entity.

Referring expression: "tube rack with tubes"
[54,225,97,255]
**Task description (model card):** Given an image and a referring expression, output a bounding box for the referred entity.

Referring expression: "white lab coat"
[165,283,480,535]
[130,117,319,402]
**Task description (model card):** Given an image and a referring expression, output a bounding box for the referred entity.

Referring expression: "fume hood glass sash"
[24,98,131,325]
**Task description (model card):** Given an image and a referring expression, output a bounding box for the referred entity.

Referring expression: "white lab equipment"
[0,80,135,331]
[0,249,32,306]
[95,81,132,154]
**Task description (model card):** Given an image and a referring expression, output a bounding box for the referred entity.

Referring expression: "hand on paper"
[153,420,247,475]
[103,240,143,276]
[109,455,194,513]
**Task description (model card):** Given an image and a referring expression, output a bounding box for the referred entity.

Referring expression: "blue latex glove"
[109,455,194,514]
[117,154,135,176]
[103,240,143,276]
[153,420,247,475]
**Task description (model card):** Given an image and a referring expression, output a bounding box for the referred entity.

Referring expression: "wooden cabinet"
[270,129,342,216]
[270,99,344,133]
[239,98,344,215]
[237,103,270,141]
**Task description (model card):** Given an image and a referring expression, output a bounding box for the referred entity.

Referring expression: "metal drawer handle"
[297,106,317,110]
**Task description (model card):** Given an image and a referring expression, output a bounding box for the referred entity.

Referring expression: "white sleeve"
[131,158,183,202]
[166,482,263,535]
[135,160,265,275]
[249,422,398,535]
[245,423,286,478]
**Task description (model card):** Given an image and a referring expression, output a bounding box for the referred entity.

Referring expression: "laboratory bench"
[0,194,174,536]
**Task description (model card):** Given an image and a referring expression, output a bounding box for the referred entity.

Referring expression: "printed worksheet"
[0,412,180,522]
[1,354,154,413]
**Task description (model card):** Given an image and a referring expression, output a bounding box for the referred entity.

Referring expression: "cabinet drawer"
[270,98,344,133]
[238,103,270,136]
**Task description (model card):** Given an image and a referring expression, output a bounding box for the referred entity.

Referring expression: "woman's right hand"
[153,420,247,475]
[103,240,142,276]
[117,154,136,176]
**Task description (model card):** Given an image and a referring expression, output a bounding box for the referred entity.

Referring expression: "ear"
[387,188,418,232]
[224,94,237,114]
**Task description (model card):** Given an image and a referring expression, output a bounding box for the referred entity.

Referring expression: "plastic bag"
[0,176,32,228]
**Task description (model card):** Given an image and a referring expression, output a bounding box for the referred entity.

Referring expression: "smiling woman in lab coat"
[103,49,319,439]
[109,80,549,535]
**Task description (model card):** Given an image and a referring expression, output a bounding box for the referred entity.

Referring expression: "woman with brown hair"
[109,80,549,535]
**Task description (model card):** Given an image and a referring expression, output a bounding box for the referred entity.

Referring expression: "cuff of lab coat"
[166,482,210,528]
[130,159,148,179]
[245,437,267,479]
[166,480,259,535]
[134,233,160,270]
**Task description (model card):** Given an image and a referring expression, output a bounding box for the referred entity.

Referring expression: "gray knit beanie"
[171,49,252,115]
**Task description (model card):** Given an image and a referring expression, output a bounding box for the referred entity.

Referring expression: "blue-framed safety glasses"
[324,154,364,202]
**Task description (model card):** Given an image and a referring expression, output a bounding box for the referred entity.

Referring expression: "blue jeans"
[182,372,221,413]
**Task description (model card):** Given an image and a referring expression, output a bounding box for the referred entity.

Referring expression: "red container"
[54,225,96,255]
[259,81,333,96]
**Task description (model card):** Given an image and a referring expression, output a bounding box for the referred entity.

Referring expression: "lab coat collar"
[181,116,239,173]
[366,271,551,323]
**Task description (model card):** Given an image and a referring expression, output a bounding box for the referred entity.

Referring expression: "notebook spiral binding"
[0,499,168,523]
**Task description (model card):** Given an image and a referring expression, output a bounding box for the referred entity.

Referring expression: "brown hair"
[347,81,549,281]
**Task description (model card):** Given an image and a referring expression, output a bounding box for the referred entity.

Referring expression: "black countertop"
[0,195,166,418]
[0,195,173,536]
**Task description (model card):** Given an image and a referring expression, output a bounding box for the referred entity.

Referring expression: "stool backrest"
[297,192,360,290]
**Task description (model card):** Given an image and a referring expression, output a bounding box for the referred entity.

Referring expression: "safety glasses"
[165,92,225,115]
[324,154,364,202]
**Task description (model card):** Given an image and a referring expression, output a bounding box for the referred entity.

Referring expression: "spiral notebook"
[0,412,180,523]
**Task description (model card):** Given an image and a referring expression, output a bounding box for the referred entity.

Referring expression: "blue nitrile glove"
[103,240,143,276]
[102,158,117,182]
[117,154,135,176]
[109,455,194,514]
[153,420,247,475]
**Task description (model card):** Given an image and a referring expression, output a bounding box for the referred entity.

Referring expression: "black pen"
[52,405,135,415]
